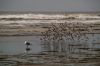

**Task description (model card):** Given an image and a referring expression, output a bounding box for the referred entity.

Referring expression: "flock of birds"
[40,22,94,56]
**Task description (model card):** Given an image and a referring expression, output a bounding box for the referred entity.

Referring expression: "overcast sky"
[0,0,100,12]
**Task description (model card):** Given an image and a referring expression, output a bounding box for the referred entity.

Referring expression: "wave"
[0,13,100,21]
[0,14,66,20]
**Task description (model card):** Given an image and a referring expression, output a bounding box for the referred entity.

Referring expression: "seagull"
[25,41,31,45]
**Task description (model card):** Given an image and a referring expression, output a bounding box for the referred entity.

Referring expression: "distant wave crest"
[0,13,100,21]
[0,14,66,21]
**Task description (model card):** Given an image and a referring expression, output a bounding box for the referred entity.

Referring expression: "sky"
[0,0,100,12]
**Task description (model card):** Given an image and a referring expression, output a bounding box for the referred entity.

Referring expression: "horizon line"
[0,11,100,14]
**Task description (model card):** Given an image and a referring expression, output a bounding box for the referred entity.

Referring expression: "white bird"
[25,41,31,45]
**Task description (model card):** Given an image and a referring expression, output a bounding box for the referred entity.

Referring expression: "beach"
[0,12,100,66]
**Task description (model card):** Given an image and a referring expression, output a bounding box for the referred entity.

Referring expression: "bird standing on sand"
[24,41,32,54]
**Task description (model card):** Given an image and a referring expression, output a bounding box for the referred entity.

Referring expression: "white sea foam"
[0,13,100,24]
[0,14,66,19]
[0,13,100,19]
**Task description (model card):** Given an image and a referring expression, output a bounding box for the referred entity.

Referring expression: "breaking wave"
[0,14,66,21]
[0,13,100,22]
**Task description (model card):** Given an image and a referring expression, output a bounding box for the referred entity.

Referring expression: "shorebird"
[24,41,32,54]
[25,41,31,45]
